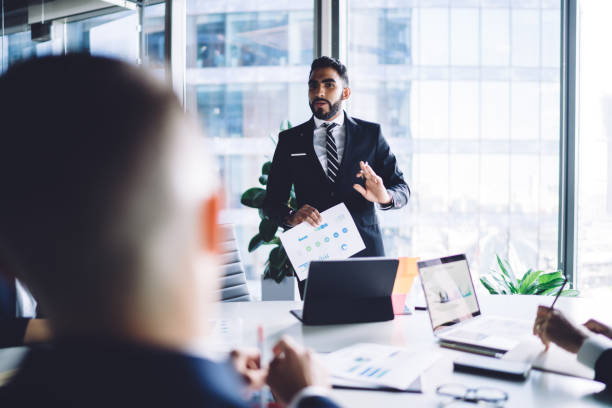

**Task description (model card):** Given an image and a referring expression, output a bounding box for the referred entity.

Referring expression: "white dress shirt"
[15,278,37,318]
[313,112,346,173]
[577,334,612,369]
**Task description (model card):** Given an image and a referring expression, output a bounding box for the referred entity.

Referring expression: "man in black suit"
[534,306,611,389]
[0,55,339,408]
[264,57,409,260]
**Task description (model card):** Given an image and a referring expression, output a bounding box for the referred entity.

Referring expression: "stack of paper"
[320,343,440,391]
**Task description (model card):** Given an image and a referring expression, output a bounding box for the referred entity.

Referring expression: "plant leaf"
[269,245,288,270]
[263,263,271,279]
[273,267,285,283]
[259,175,268,185]
[248,233,265,252]
[259,218,278,242]
[539,286,562,296]
[265,237,281,246]
[535,278,567,295]
[522,282,540,294]
[241,187,266,208]
[262,161,272,176]
[480,277,498,294]
[490,273,511,294]
[496,255,518,287]
[538,271,563,285]
[519,269,541,293]
[561,289,580,297]
[500,274,518,293]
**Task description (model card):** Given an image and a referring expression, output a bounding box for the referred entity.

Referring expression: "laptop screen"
[417,254,481,333]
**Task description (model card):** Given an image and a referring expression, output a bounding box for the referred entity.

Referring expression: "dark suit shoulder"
[0,342,247,408]
[350,117,381,132]
[278,119,313,139]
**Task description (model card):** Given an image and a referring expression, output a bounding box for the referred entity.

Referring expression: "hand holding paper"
[280,203,365,281]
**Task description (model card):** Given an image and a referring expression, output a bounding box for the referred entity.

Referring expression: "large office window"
[185,1,314,278]
[348,1,561,277]
[0,2,164,72]
[575,0,612,297]
[4,1,608,295]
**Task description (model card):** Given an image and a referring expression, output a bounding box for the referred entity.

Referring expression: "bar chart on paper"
[322,343,440,391]
[280,203,365,280]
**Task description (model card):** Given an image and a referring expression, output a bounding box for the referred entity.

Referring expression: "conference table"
[0,294,610,407]
[211,294,610,407]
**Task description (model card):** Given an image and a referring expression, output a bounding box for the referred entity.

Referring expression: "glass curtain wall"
[1,1,164,73]
[348,0,561,279]
[184,1,314,279]
[575,0,612,297]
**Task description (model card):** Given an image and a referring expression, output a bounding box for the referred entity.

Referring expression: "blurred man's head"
[0,55,220,348]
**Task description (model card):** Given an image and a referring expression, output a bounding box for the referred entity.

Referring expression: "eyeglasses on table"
[436,383,509,407]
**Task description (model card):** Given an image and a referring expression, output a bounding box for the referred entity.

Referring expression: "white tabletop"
[214,294,611,407]
[1,295,610,407]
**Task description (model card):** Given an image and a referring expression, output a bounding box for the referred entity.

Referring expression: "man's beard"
[309,97,343,120]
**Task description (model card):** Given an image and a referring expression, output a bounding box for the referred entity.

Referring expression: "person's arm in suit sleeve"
[373,125,410,209]
[263,131,294,227]
[0,318,30,348]
[0,318,51,348]
[594,349,612,388]
[290,388,341,408]
[577,336,612,387]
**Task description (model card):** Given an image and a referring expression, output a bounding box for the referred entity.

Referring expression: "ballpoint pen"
[550,277,568,310]
[258,325,266,408]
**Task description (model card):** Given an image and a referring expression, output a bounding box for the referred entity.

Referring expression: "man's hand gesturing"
[353,161,392,205]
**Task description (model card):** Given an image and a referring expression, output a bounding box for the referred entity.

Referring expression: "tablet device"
[453,355,531,381]
[291,258,399,325]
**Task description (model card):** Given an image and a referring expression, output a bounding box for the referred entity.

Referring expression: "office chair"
[217,224,251,302]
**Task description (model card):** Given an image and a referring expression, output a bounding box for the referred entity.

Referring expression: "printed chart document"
[280,203,365,281]
[321,343,440,391]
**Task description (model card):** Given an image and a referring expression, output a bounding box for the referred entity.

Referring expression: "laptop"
[418,254,532,354]
[291,258,399,325]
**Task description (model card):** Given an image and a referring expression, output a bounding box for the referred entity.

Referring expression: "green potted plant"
[240,121,298,300]
[480,255,579,296]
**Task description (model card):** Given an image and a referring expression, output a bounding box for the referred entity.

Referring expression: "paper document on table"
[321,343,440,391]
[280,203,365,281]
[503,338,594,379]
[203,318,243,352]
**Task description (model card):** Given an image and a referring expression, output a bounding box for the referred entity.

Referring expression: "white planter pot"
[261,276,297,301]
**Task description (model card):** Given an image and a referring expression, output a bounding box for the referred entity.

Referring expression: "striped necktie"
[323,122,339,184]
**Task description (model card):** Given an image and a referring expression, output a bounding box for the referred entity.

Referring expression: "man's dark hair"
[309,56,349,87]
[0,55,183,325]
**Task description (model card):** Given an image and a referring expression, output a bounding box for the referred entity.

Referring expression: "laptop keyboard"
[470,318,532,337]
[449,330,488,341]
[449,317,532,342]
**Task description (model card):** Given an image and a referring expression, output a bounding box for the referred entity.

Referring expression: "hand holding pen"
[533,278,589,353]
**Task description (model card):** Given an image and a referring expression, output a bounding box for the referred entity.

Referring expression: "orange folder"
[391,257,419,315]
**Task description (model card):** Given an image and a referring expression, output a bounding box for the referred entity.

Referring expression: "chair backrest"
[217,224,250,302]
